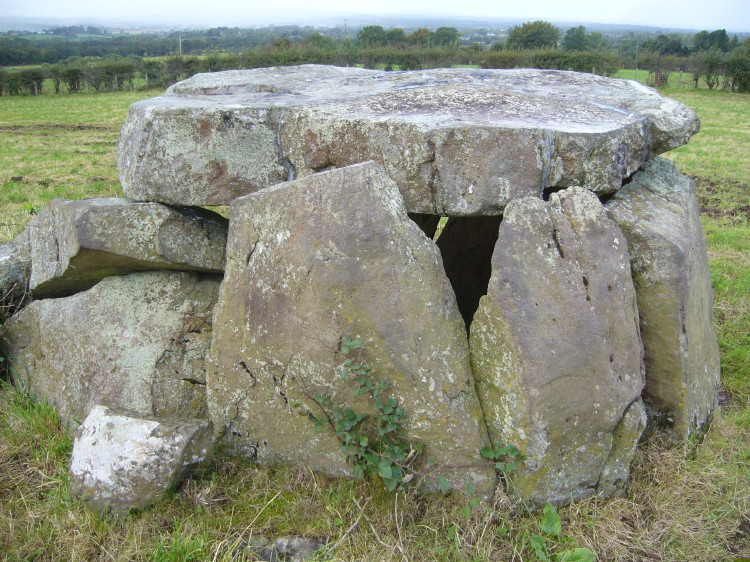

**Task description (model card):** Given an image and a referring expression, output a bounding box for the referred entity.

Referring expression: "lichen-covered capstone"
[470,187,646,505]
[27,198,228,298]
[605,157,721,443]
[4,271,219,425]
[206,161,495,494]
[118,65,698,214]
[69,405,213,513]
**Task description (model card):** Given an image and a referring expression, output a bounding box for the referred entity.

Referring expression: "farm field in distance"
[0,73,748,560]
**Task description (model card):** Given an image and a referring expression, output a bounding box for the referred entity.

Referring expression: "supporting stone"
[27,198,228,298]
[0,232,31,322]
[4,271,219,425]
[206,161,495,495]
[470,187,646,505]
[605,157,721,443]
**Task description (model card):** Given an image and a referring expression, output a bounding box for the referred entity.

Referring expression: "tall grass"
[0,75,748,560]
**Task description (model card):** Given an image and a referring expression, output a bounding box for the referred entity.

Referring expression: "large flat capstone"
[117,65,699,215]
[605,158,721,443]
[206,161,495,494]
[470,187,646,505]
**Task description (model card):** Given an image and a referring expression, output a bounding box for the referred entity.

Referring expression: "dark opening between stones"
[542,186,565,201]
[407,213,442,239]
[435,216,502,330]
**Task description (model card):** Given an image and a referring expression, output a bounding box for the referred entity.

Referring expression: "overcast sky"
[2,0,749,32]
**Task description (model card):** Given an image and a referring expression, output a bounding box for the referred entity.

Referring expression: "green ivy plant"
[304,336,524,493]
[305,337,418,491]
[529,502,596,562]
[302,337,596,559]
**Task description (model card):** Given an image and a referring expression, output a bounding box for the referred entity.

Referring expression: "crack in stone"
[238,360,257,386]
[589,101,652,161]
[551,228,565,259]
[541,130,554,191]
[275,108,296,182]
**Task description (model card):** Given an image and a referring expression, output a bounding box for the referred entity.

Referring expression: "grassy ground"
[0,76,748,561]
[0,89,159,242]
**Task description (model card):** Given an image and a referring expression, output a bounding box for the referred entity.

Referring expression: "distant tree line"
[0,26,335,66]
[43,25,109,38]
[1,22,748,95]
[633,28,750,91]
[0,50,621,96]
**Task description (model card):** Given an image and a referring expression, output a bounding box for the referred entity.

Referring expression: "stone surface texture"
[605,157,721,442]
[28,198,228,298]
[206,161,495,494]
[4,271,219,425]
[118,65,698,214]
[69,405,213,512]
[470,187,646,505]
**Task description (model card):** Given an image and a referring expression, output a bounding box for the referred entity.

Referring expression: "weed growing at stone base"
[304,336,524,494]
[0,81,748,560]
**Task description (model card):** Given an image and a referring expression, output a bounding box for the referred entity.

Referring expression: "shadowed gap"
[435,216,502,330]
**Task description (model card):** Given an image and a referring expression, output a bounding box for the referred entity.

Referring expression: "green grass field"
[0,76,748,560]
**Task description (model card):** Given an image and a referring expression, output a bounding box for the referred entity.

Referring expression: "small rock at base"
[69,404,213,513]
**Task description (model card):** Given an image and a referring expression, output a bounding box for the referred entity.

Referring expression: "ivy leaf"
[480,445,498,459]
[530,535,550,561]
[555,549,596,562]
[378,460,393,480]
[437,476,450,493]
[541,502,562,537]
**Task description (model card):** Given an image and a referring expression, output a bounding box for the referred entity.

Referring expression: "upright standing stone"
[206,161,495,494]
[606,157,721,443]
[4,271,219,425]
[470,187,645,505]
